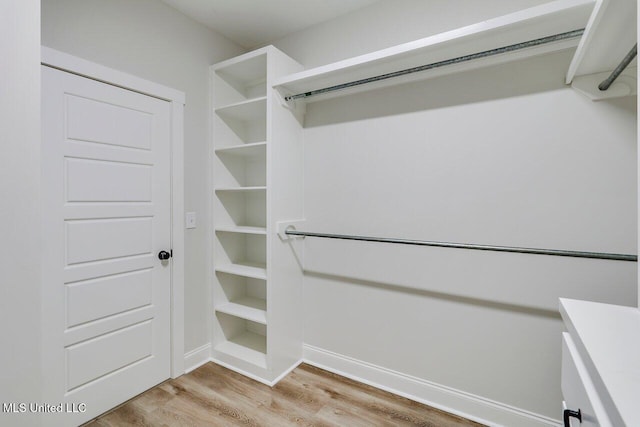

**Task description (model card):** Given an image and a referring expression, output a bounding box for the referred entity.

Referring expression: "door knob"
[158,250,172,260]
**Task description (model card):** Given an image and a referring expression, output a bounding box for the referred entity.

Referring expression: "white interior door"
[41,65,172,426]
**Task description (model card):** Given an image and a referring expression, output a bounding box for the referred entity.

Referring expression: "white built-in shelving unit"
[211,46,305,384]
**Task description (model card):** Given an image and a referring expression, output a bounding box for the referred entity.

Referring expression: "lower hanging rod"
[284,230,636,262]
[284,29,585,101]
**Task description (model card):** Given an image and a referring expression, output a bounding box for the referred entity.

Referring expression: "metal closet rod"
[598,43,637,91]
[284,29,585,101]
[284,230,637,262]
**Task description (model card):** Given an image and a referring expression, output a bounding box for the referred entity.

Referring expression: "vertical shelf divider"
[211,46,304,385]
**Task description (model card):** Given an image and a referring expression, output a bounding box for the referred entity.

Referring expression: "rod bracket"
[276,220,306,240]
[571,67,637,101]
[274,89,305,114]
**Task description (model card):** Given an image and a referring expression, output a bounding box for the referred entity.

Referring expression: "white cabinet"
[561,333,611,426]
[210,46,304,384]
[560,298,640,427]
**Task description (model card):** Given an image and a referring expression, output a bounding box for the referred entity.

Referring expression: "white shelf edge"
[566,0,607,83]
[215,262,267,280]
[210,46,273,72]
[214,96,267,113]
[215,225,267,235]
[273,0,594,104]
[215,141,267,155]
[215,186,267,192]
[215,298,267,325]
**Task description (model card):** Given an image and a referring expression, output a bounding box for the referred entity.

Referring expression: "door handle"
[158,250,172,261]
[563,409,581,427]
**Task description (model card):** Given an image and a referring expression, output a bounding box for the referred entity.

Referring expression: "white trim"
[184,344,212,374]
[210,357,274,386]
[270,359,303,385]
[170,100,185,378]
[209,358,302,387]
[41,47,186,379]
[303,345,561,427]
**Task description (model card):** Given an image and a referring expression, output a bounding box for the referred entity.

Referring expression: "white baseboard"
[184,343,211,374]
[303,344,561,427]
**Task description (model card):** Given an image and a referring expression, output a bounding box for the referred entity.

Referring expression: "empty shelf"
[213,52,267,87]
[215,97,266,122]
[215,297,267,325]
[215,141,267,158]
[215,331,267,369]
[215,262,267,280]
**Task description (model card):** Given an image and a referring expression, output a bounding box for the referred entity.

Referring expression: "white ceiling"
[160,0,379,48]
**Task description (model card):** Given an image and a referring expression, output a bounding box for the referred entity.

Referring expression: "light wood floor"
[85,362,484,426]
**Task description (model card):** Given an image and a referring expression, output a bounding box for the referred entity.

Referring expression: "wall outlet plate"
[185,212,196,229]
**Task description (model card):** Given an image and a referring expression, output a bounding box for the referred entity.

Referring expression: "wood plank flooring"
[85,363,484,426]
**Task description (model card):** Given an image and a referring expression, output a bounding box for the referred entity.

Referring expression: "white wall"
[271,0,552,67]
[0,1,42,425]
[41,0,245,355]
[273,1,638,423]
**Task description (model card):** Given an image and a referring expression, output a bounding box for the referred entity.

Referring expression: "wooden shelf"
[215,331,267,369]
[215,297,267,325]
[215,262,267,280]
[215,97,266,122]
[274,0,594,104]
[215,141,267,158]
[215,225,267,235]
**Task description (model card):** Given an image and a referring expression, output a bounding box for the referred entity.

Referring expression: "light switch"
[185,212,196,229]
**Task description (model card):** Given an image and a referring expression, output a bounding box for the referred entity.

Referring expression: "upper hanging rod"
[284,29,585,101]
[284,230,636,262]
[598,43,637,91]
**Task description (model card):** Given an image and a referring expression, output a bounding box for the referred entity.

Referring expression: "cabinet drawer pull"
[563,409,582,426]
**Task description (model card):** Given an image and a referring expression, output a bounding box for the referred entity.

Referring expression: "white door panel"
[65,94,153,150]
[66,269,152,327]
[65,217,153,264]
[66,320,154,391]
[42,65,171,426]
[65,157,152,202]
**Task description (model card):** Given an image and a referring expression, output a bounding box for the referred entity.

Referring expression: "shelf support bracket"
[274,89,305,115]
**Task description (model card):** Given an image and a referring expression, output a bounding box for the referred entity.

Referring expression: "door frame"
[41,46,186,378]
